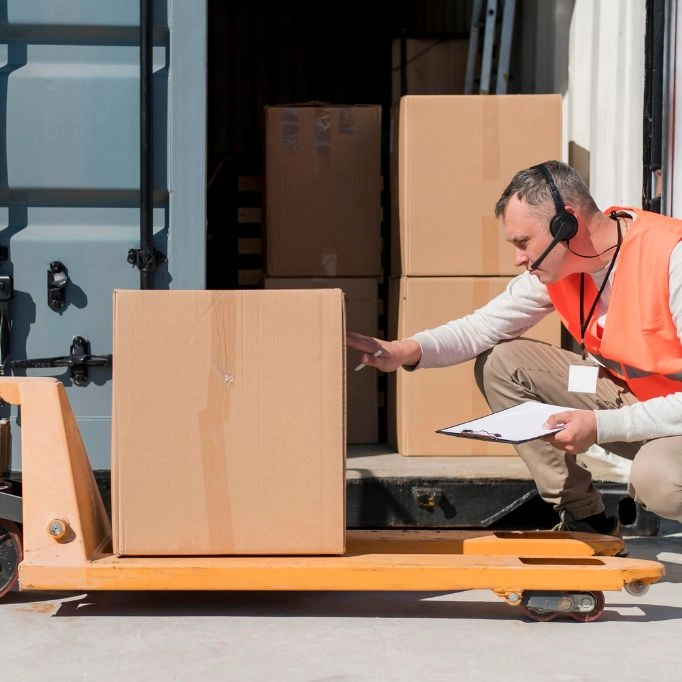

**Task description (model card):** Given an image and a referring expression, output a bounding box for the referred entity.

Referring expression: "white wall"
[564,0,646,209]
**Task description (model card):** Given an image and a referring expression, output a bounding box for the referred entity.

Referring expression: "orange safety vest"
[546,206,682,401]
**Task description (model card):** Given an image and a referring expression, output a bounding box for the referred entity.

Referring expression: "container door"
[0,0,206,471]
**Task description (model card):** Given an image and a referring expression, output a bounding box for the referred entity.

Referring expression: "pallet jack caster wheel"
[624,580,650,596]
[0,519,22,599]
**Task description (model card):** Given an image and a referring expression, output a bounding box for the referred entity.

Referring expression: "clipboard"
[436,401,576,444]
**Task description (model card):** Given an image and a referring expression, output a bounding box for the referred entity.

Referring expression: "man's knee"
[474,347,494,394]
[474,339,520,386]
[629,453,682,522]
[474,338,535,395]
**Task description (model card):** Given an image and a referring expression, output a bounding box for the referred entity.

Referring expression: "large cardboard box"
[388,277,562,456]
[391,95,563,276]
[112,289,346,555]
[265,104,382,277]
[265,278,379,444]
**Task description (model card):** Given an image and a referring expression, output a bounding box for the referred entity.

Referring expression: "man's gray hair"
[494,160,600,219]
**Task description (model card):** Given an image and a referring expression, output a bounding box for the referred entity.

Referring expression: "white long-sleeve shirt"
[409,244,682,444]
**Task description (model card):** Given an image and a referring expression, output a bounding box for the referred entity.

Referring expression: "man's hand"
[346,331,422,372]
[542,409,597,454]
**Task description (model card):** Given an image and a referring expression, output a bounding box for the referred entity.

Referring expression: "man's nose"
[513,248,527,267]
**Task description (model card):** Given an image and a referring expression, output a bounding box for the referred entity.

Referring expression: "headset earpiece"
[549,210,579,241]
[534,163,578,241]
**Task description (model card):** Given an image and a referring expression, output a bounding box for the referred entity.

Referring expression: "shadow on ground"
[0,588,666,623]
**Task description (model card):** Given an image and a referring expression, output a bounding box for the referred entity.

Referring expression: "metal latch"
[127,248,166,272]
[412,486,443,511]
[9,336,112,386]
[47,261,69,312]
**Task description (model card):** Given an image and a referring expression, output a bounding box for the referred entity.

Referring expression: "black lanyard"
[579,214,623,360]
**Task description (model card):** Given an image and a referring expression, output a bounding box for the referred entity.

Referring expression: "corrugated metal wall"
[564,0,646,207]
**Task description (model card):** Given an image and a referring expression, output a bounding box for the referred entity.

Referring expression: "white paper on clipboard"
[437,401,577,444]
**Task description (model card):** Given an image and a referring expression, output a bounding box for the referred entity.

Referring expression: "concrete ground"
[1,519,682,681]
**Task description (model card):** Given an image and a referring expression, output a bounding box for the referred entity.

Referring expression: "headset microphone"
[530,231,566,271]
[529,164,578,271]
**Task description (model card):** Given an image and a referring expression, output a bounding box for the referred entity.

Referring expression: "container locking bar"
[9,336,112,386]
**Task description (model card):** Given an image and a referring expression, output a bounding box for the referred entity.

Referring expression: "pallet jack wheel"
[0,519,22,599]
[567,591,605,622]
[520,604,559,622]
[521,590,606,622]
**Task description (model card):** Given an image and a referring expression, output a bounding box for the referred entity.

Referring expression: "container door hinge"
[9,336,112,386]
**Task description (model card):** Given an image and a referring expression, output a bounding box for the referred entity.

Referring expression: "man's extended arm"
[408,272,554,368]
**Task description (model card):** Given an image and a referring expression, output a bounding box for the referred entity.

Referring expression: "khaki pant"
[474,338,682,522]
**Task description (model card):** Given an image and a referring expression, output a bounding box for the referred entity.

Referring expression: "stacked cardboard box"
[388,277,562,456]
[390,95,564,456]
[112,289,346,556]
[264,104,383,443]
[264,104,382,278]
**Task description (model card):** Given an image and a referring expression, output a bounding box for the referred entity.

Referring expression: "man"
[347,160,682,535]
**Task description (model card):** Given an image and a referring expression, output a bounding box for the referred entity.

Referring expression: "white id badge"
[568,364,599,393]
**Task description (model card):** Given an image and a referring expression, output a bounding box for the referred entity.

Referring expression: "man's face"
[502,194,570,283]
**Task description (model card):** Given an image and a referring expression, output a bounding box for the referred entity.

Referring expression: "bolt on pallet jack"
[0,377,665,621]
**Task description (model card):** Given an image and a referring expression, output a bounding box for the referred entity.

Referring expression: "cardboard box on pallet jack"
[111,289,346,556]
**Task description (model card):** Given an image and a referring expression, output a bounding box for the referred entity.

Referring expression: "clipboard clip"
[462,429,502,440]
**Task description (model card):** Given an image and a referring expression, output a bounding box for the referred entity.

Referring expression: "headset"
[529,163,579,270]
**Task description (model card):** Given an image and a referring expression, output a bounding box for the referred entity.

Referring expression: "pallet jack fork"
[0,378,665,621]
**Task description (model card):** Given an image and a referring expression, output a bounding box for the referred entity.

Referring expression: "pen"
[354,349,382,372]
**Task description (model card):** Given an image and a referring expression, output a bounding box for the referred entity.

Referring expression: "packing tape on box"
[314,108,331,171]
[202,301,240,548]
[482,97,500,181]
[320,245,339,276]
[472,276,492,311]
[338,107,355,135]
[481,214,500,273]
[282,107,299,153]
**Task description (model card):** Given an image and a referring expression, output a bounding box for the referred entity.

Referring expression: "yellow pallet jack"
[0,378,665,621]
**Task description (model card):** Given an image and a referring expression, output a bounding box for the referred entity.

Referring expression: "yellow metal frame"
[1,378,664,606]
